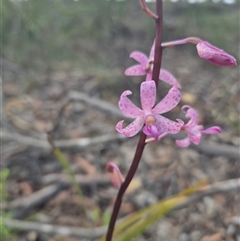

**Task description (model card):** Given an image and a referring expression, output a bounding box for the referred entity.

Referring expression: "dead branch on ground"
[2,178,239,239]
[1,90,239,157]
[2,217,107,240]
[1,184,66,219]
[1,129,125,151]
[1,174,110,215]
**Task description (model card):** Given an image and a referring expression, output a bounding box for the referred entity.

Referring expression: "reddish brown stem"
[139,0,158,19]
[152,0,163,88]
[105,132,146,241]
[105,1,163,240]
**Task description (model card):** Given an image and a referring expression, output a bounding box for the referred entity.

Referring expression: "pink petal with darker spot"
[118,90,143,118]
[152,87,181,114]
[188,132,202,145]
[182,105,199,127]
[202,126,222,134]
[155,115,183,134]
[159,69,181,88]
[116,116,145,137]
[130,51,148,66]
[140,80,156,110]
[125,65,146,76]
[175,137,191,148]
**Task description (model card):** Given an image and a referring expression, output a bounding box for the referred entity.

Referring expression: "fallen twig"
[225,216,240,225]
[1,130,50,149]
[172,132,239,159]
[1,130,125,151]
[0,174,110,215]
[69,91,123,119]
[174,177,240,210]
[2,178,239,239]
[192,140,239,159]
[2,217,107,240]
[1,184,66,219]
[41,173,110,186]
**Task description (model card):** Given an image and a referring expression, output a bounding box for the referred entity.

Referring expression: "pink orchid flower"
[116,80,183,137]
[125,41,181,88]
[196,41,237,67]
[106,162,124,188]
[176,105,222,148]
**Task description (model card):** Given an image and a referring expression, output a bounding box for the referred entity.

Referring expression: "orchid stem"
[152,0,163,88]
[161,37,201,48]
[105,1,163,240]
[105,132,146,241]
[139,0,158,20]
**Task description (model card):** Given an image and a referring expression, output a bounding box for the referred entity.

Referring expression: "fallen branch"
[225,216,240,225]
[69,91,123,119]
[41,173,110,186]
[2,217,107,240]
[1,130,50,149]
[192,140,239,159]
[174,177,240,211]
[55,134,125,149]
[1,130,125,151]
[2,178,239,239]
[0,174,110,215]
[172,132,239,159]
[1,184,66,219]
[107,178,240,241]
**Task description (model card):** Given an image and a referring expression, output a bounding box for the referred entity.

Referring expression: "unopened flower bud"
[106,162,124,188]
[196,41,237,67]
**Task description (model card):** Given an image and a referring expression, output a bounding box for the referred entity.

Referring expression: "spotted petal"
[152,87,181,114]
[201,126,222,134]
[182,105,199,127]
[155,115,183,134]
[175,137,191,148]
[140,80,156,110]
[125,65,146,76]
[118,90,143,118]
[130,51,148,66]
[116,116,144,137]
[159,69,181,88]
[188,132,202,145]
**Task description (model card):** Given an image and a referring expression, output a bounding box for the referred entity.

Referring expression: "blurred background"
[1,0,239,241]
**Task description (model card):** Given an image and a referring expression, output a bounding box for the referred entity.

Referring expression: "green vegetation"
[0,168,16,241]
[3,1,238,73]
[2,0,128,70]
